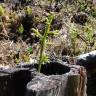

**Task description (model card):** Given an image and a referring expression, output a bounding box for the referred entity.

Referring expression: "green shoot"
[27,47,33,54]
[25,6,32,15]
[32,13,59,72]
[18,24,24,34]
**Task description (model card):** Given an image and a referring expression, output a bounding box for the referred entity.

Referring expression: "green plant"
[0,5,5,27]
[82,24,94,51]
[92,11,96,18]
[27,47,33,54]
[32,13,59,72]
[0,5,4,16]
[64,22,80,56]
[25,6,32,15]
[69,23,78,55]
[91,6,96,18]
[18,24,24,34]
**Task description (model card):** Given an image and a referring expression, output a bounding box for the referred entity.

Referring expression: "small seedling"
[32,13,59,72]
[18,24,24,34]
[27,47,33,54]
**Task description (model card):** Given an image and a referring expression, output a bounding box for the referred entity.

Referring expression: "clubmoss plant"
[32,13,59,72]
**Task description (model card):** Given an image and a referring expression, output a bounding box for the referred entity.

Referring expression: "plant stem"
[38,21,51,72]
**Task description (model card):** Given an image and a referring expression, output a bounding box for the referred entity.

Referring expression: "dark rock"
[76,51,96,75]
[76,51,96,96]
[87,73,96,96]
